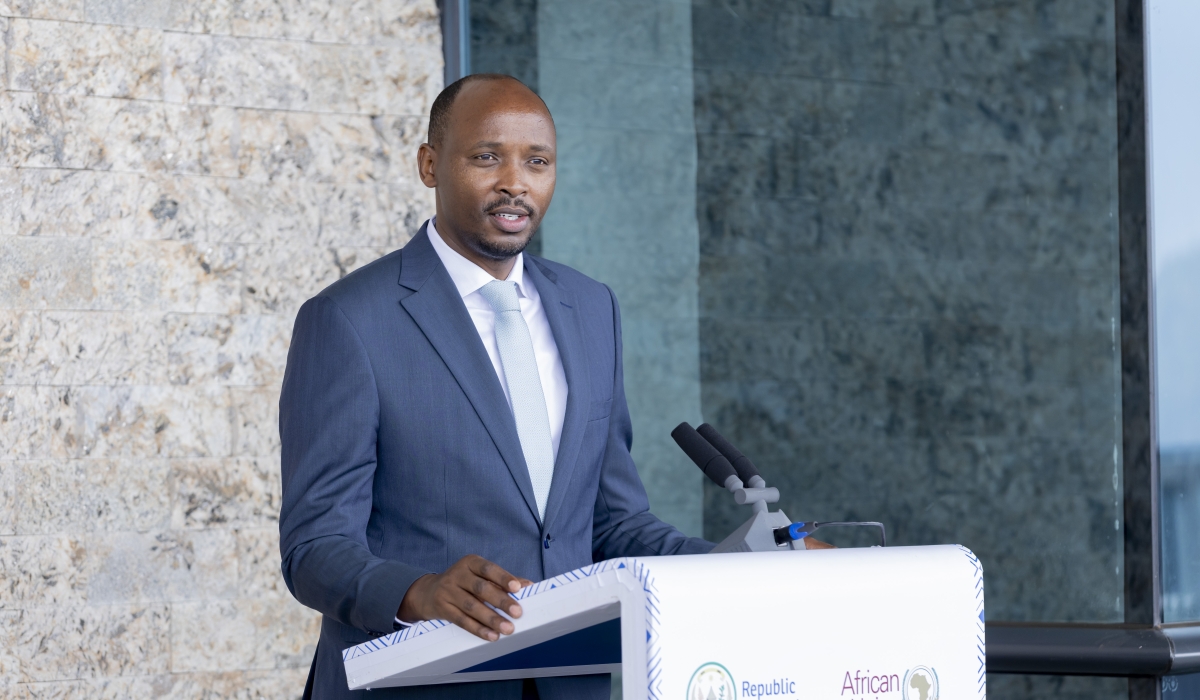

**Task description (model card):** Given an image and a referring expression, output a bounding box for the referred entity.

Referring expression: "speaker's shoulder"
[527,255,614,304]
[304,247,405,312]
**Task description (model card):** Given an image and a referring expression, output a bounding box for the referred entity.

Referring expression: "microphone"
[697,423,763,487]
[670,422,741,491]
[692,423,779,512]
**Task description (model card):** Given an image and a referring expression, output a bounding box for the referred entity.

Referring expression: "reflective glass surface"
[689,0,1124,625]
[472,0,1125,626]
[1163,673,1200,699]
[1148,0,1200,624]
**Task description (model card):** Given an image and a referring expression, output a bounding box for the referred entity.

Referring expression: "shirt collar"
[427,218,530,300]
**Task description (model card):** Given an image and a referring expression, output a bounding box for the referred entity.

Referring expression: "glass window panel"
[1163,673,1200,698]
[1148,0,1200,624]
[471,0,1125,627]
[473,0,706,535]
[691,0,1123,624]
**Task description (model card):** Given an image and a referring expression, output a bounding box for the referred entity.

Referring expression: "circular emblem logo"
[902,666,939,700]
[687,662,737,700]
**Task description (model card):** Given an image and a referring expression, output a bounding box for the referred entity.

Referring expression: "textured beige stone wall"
[0,2,441,696]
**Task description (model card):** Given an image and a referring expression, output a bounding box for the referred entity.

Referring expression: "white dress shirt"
[427,219,569,462]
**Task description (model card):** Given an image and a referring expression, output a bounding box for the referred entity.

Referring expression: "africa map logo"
[901,666,939,700]
[687,662,736,700]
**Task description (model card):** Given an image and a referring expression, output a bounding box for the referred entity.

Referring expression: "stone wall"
[0,2,441,696]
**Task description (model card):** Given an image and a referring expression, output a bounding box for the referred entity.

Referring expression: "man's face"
[418,81,556,261]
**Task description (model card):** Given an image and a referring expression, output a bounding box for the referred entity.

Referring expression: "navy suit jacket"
[278,224,712,699]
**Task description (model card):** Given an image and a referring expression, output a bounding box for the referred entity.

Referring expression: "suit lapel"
[526,257,590,530]
[397,225,542,524]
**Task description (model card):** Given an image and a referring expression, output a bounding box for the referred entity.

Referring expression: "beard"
[464,197,540,260]
[468,228,534,260]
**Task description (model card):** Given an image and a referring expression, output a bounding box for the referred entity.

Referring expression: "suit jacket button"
[543,534,552,549]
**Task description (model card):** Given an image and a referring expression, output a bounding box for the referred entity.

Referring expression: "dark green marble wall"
[470,0,538,90]
[692,0,1124,622]
[471,0,706,536]
[536,0,705,537]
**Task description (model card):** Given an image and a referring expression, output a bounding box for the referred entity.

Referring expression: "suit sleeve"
[591,285,715,559]
[278,295,430,635]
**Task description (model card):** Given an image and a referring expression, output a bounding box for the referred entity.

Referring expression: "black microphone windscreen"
[671,422,737,486]
[697,423,761,482]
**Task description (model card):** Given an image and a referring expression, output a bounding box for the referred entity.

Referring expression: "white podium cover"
[343,545,985,699]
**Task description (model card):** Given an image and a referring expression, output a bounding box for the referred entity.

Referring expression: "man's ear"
[417,143,438,188]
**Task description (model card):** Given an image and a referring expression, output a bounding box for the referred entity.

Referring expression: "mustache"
[484,198,536,218]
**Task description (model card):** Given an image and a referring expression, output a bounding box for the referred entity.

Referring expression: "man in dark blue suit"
[278,74,712,699]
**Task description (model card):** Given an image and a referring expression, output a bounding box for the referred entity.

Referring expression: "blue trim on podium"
[458,619,622,673]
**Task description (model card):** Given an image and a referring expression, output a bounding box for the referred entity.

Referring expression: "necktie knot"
[479,280,522,314]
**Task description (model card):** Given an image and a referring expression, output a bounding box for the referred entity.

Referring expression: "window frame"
[439,0,471,86]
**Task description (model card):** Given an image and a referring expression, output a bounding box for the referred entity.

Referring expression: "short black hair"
[426,73,544,147]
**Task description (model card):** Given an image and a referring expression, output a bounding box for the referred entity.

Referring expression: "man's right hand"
[398,555,533,642]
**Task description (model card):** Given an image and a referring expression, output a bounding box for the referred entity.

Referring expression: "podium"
[343,545,985,699]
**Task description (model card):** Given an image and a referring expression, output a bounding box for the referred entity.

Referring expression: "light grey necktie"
[478,279,555,520]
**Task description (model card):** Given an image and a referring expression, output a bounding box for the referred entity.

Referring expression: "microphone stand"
[671,422,886,553]
[671,422,802,553]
